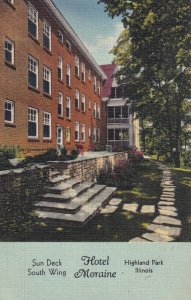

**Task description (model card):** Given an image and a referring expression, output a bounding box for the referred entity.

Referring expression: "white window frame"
[43,66,51,95]
[28,2,38,39]
[82,62,85,82]
[66,40,71,51]
[98,80,101,95]
[97,128,101,143]
[5,100,14,123]
[58,30,64,43]
[82,93,86,112]
[75,122,80,142]
[94,102,97,118]
[28,107,38,138]
[28,55,38,89]
[57,126,63,146]
[5,38,14,65]
[88,69,91,81]
[97,105,101,119]
[66,127,71,143]
[43,20,51,51]
[58,56,63,81]
[66,96,71,119]
[88,98,91,110]
[93,127,97,143]
[94,76,97,93]
[43,112,51,140]
[75,89,80,109]
[81,124,86,142]
[75,55,79,77]
[66,64,71,87]
[58,92,63,117]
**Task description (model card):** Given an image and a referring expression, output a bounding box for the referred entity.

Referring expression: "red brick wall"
[0,0,104,156]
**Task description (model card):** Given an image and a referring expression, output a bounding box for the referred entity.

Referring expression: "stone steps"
[35,184,106,214]
[43,182,95,202]
[49,170,62,179]
[49,174,71,186]
[48,178,81,194]
[35,187,116,226]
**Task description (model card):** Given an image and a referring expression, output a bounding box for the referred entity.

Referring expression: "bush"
[128,149,144,165]
[182,150,191,166]
[97,159,134,189]
[0,145,20,159]
[71,148,78,159]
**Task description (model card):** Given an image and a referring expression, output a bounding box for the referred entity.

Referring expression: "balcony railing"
[108,118,129,124]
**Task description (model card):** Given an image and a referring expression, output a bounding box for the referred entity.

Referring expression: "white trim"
[75,121,80,142]
[5,38,15,65]
[28,107,38,138]
[81,124,86,142]
[42,0,107,80]
[43,111,51,139]
[4,100,14,123]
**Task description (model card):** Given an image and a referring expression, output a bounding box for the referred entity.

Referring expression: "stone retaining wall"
[50,152,128,181]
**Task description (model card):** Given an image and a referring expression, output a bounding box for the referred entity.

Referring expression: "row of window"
[28,1,101,93]
[4,100,100,143]
[107,129,129,141]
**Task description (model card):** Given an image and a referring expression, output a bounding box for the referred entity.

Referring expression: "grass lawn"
[171,167,191,242]
[1,160,162,242]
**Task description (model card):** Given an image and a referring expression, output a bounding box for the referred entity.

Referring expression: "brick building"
[0,0,107,156]
[100,64,140,149]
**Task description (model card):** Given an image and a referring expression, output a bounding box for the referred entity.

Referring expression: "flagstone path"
[128,162,182,242]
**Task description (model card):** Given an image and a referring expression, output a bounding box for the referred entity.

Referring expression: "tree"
[99,0,191,167]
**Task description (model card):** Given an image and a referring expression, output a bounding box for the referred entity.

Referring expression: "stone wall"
[50,152,128,181]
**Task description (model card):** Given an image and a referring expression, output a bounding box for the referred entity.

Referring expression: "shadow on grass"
[171,167,191,242]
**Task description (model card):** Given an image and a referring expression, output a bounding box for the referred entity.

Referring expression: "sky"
[53,0,123,65]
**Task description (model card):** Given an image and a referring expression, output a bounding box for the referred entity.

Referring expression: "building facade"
[0,0,106,156]
[100,64,140,149]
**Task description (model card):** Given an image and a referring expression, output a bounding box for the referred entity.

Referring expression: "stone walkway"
[128,162,182,242]
[101,162,182,242]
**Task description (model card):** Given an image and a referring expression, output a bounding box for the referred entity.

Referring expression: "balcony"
[108,118,129,124]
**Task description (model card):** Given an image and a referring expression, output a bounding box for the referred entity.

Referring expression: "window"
[58,56,63,81]
[89,98,91,110]
[81,124,85,142]
[66,64,71,87]
[111,87,123,98]
[28,55,38,89]
[97,128,101,143]
[5,100,14,123]
[122,106,129,118]
[43,67,51,95]
[66,96,71,119]
[57,126,63,146]
[98,80,101,95]
[93,102,97,118]
[75,122,79,142]
[43,112,51,139]
[97,105,101,119]
[58,93,63,116]
[81,62,85,82]
[5,38,14,65]
[93,127,97,143]
[82,94,86,112]
[75,89,80,109]
[88,70,91,81]
[75,56,79,77]
[66,128,71,143]
[108,129,114,141]
[43,20,51,51]
[94,76,97,93]
[58,30,64,43]
[89,126,92,138]
[28,107,38,138]
[108,107,114,118]
[66,40,71,51]
[28,3,38,39]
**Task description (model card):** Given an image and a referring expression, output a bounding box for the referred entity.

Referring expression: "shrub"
[71,148,78,159]
[128,149,144,164]
[97,159,134,189]
[182,150,191,166]
[0,145,20,159]
[60,147,68,161]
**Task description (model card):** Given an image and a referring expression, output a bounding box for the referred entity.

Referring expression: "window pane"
[108,107,114,118]
[122,106,129,118]
[43,35,50,49]
[43,80,50,94]
[115,107,121,118]
[115,129,121,140]
[29,71,36,88]
[5,110,12,122]
[28,19,37,37]
[108,129,114,140]
[28,122,36,137]
[43,125,50,138]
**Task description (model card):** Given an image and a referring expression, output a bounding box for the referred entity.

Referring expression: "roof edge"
[43,0,107,80]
